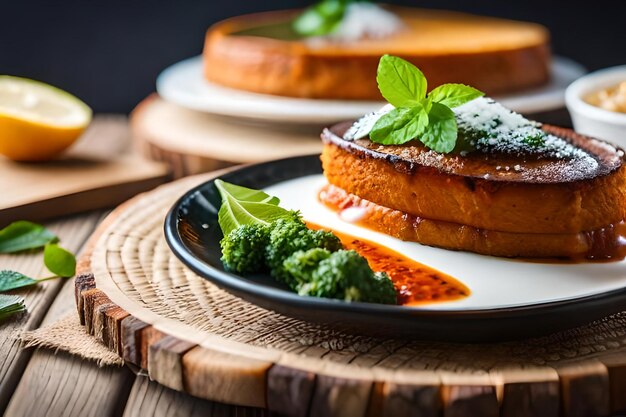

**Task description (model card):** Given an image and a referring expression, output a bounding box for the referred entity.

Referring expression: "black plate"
[164,155,626,342]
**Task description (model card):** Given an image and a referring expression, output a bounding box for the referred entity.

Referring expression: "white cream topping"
[308,3,405,44]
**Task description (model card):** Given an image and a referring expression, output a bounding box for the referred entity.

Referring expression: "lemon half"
[0,76,92,161]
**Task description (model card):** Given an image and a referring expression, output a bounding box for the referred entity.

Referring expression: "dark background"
[2,0,625,113]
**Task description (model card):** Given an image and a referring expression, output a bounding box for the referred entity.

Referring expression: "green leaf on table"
[376,54,427,108]
[0,221,57,253]
[370,105,429,145]
[215,179,292,236]
[293,0,349,36]
[0,294,26,322]
[420,102,458,153]
[427,83,484,108]
[43,243,76,278]
[0,270,38,292]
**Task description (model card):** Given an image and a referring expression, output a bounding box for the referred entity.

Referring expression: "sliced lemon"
[0,76,92,161]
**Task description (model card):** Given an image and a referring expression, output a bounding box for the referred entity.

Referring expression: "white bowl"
[565,65,626,147]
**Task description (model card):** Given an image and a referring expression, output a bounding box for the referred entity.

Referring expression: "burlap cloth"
[21,313,123,367]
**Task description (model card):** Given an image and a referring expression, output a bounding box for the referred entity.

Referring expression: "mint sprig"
[293,0,354,37]
[0,220,77,315]
[370,55,484,153]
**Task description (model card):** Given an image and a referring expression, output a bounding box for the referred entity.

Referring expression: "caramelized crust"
[320,124,626,236]
[203,7,550,99]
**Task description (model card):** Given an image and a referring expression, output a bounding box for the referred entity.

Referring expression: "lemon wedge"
[0,76,92,161]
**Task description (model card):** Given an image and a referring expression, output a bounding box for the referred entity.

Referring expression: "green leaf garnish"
[0,221,57,253]
[0,270,38,292]
[215,179,292,236]
[0,294,26,322]
[376,54,426,108]
[43,243,76,278]
[420,103,458,153]
[365,55,484,152]
[293,0,351,37]
[427,84,484,109]
[370,106,428,145]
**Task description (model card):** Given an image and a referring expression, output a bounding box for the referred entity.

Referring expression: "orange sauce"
[307,223,470,306]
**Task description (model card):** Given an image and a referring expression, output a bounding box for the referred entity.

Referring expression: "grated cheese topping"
[455,97,594,161]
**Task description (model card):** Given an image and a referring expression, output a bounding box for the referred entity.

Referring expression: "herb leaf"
[215,179,292,236]
[0,270,38,292]
[0,221,57,253]
[421,103,458,153]
[44,243,76,277]
[376,54,427,108]
[428,84,485,108]
[370,106,429,145]
[293,0,348,36]
[0,294,26,322]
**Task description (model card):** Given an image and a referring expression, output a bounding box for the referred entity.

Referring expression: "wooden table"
[0,210,267,417]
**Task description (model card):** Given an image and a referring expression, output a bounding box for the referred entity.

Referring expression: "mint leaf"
[370,106,429,145]
[293,0,347,36]
[0,270,38,292]
[428,83,484,108]
[421,103,458,153]
[376,55,427,108]
[0,221,57,253]
[44,243,76,278]
[215,179,292,236]
[215,180,280,206]
[0,294,26,322]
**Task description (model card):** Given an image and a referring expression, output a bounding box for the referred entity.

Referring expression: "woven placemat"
[75,173,626,416]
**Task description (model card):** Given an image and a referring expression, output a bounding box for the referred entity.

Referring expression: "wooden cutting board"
[0,115,170,226]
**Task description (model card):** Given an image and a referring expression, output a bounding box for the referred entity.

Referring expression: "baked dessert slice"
[320,98,626,258]
[203,6,550,99]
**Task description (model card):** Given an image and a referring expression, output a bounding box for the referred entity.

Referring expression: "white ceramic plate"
[267,174,626,311]
[157,55,586,125]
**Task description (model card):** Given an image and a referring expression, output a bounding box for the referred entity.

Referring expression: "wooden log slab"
[130,95,322,178]
[73,171,626,416]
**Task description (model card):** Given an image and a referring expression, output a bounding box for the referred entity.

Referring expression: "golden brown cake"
[203,7,551,99]
[320,119,626,259]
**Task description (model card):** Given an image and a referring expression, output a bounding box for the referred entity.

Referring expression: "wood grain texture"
[123,375,267,417]
[148,336,196,391]
[442,385,499,417]
[375,382,440,417]
[131,95,321,178]
[4,257,135,417]
[555,361,610,417]
[4,350,134,417]
[0,115,170,225]
[267,365,316,417]
[0,213,101,414]
[308,374,373,417]
[121,316,151,366]
[598,353,626,413]
[500,382,559,417]
[182,346,272,408]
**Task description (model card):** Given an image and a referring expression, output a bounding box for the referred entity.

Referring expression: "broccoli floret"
[266,218,342,286]
[285,249,397,304]
[220,224,269,274]
[283,248,332,287]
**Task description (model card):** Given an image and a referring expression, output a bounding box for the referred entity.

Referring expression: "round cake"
[203,7,551,99]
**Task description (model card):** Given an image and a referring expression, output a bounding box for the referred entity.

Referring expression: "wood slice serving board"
[75,172,626,417]
[130,95,323,178]
[0,115,170,226]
